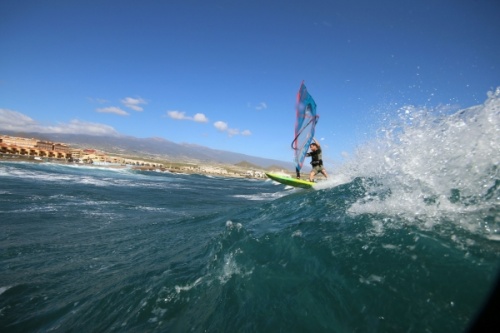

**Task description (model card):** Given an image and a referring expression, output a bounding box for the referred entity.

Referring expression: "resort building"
[0,135,71,158]
[0,134,266,178]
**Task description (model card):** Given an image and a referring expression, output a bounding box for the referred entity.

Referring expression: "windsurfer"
[306,138,328,182]
[292,81,319,181]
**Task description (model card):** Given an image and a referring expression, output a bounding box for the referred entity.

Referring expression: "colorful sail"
[291,81,318,177]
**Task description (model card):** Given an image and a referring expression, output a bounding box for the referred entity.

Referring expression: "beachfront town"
[0,134,276,179]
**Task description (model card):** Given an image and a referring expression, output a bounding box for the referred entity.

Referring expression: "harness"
[308,149,323,167]
[311,159,323,167]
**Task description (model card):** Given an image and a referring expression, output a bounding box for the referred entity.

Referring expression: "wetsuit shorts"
[311,165,325,174]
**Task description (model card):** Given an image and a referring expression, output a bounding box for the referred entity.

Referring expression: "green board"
[265,173,315,189]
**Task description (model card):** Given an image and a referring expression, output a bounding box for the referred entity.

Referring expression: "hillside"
[1,131,295,170]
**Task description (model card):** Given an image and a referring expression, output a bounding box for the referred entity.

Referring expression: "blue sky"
[1,0,499,165]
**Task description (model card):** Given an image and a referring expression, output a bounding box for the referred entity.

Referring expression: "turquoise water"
[1,90,499,332]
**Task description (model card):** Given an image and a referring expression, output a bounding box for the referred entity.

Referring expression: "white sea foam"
[218,249,253,284]
[233,192,286,200]
[0,161,186,190]
[314,173,352,190]
[175,277,203,293]
[342,88,500,237]
[359,274,385,285]
[0,286,12,295]
[226,220,243,231]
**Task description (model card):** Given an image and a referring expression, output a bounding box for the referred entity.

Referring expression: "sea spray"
[340,88,500,239]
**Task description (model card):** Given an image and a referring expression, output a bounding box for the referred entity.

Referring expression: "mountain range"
[1,131,295,170]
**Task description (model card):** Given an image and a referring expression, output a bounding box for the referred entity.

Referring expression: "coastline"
[1,134,295,180]
[0,153,276,180]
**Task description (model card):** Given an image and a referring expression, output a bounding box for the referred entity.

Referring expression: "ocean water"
[1,90,499,332]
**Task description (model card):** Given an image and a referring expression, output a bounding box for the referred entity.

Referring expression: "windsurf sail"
[291,81,318,178]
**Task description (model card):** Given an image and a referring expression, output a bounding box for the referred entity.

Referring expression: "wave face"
[340,88,500,240]
[0,90,499,332]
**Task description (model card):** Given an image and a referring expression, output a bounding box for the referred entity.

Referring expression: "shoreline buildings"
[0,134,270,178]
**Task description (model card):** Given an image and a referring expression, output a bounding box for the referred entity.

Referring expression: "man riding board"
[306,138,328,182]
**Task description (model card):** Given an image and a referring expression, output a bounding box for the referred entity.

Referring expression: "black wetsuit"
[306,148,323,167]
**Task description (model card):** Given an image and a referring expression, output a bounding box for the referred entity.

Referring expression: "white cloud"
[96,106,129,116]
[213,120,251,137]
[0,108,38,131]
[193,113,208,123]
[57,120,119,136]
[227,128,240,137]
[214,121,228,131]
[255,102,268,110]
[168,111,209,123]
[0,108,119,136]
[121,97,146,111]
[167,110,187,120]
